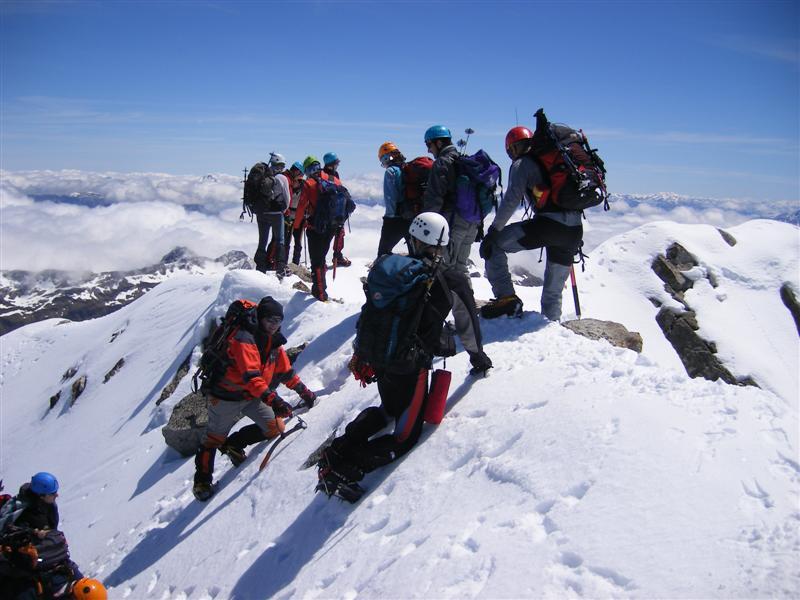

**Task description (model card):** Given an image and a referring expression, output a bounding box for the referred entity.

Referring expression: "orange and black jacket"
[294,171,341,233]
[210,327,304,403]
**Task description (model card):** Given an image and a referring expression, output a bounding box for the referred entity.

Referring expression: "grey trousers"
[206,397,276,444]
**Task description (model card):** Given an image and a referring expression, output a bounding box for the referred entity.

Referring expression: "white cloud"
[1,170,793,272]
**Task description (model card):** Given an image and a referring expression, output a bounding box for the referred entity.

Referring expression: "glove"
[298,387,317,409]
[271,395,293,418]
[479,227,500,260]
[348,354,377,387]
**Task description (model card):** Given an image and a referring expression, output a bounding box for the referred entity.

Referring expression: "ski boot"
[192,481,214,502]
[220,444,246,467]
[316,448,365,503]
[480,294,523,319]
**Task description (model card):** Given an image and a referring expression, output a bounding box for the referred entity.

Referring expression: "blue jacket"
[383,165,404,218]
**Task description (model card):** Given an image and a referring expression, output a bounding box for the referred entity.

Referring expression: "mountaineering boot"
[480,294,523,319]
[316,447,365,503]
[333,254,352,268]
[219,444,246,467]
[192,481,214,502]
[311,266,328,302]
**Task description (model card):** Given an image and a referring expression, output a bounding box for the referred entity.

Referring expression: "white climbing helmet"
[409,211,449,246]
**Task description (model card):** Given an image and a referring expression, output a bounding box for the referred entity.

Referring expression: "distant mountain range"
[0,247,253,336]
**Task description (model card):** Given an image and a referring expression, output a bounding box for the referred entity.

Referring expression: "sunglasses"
[380,154,393,167]
[263,316,283,325]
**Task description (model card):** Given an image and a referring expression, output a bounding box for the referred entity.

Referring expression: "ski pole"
[570,265,581,319]
[259,415,307,471]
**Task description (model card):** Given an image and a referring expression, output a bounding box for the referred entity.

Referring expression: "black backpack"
[312,178,356,234]
[191,300,259,393]
[530,108,608,212]
[353,255,433,373]
[243,162,282,217]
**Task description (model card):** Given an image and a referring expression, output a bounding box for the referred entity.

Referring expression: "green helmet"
[303,155,321,173]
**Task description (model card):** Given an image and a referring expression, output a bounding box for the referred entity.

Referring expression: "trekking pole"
[259,414,307,471]
[570,265,582,319]
[303,228,308,267]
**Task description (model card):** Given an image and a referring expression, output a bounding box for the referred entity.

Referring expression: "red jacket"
[212,328,302,403]
[294,171,342,232]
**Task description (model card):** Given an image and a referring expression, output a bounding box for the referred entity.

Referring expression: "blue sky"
[1,0,798,200]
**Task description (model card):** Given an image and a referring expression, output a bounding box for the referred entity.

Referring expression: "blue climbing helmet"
[323,152,339,166]
[30,472,59,495]
[424,125,451,143]
[291,161,304,172]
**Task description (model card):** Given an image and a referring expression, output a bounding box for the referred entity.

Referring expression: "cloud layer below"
[1,170,796,272]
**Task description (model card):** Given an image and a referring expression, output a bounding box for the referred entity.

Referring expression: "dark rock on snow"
[563,319,643,353]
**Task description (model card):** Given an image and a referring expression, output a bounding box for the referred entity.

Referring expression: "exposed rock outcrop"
[157,353,192,405]
[652,242,756,387]
[103,358,125,383]
[780,282,800,336]
[161,391,210,456]
[71,375,87,404]
[563,319,643,353]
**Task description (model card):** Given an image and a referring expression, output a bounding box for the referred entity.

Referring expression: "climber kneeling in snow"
[316,212,453,502]
[193,297,317,501]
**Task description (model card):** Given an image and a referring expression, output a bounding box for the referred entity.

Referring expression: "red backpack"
[530,108,608,212]
[399,156,433,220]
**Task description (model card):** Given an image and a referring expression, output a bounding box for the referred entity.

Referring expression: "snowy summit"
[1,214,798,599]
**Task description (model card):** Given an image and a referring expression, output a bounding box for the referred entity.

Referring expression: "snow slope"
[0,220,798,599]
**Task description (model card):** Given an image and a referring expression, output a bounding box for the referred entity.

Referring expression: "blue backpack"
[454,149,502,223]
[313,178,356,233]
[353,255,432,372]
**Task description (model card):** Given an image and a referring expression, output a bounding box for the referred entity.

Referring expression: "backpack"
[191,300,259,393]
[312,178,356,234]
[530,108,608,211]
[399,156,433,220]
[353,255,433,373]
[33,529,71,572]
[454,150,502,224]
[243,162,282,216]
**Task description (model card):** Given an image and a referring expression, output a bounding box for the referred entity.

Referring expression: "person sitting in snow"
[316,212,453,500]
[193,297,317,501]
[0,473,107,599]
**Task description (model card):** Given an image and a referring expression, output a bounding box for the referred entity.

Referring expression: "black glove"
[268,393,293,418]
[479,227,500,260]
[298,387,317,409]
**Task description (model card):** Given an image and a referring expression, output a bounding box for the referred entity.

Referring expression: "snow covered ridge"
[0,247,253,336]
[0,219,798,598]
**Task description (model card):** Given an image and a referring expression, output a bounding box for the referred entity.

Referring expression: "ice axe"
[570,265,582,319]
[259,413,307,471]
